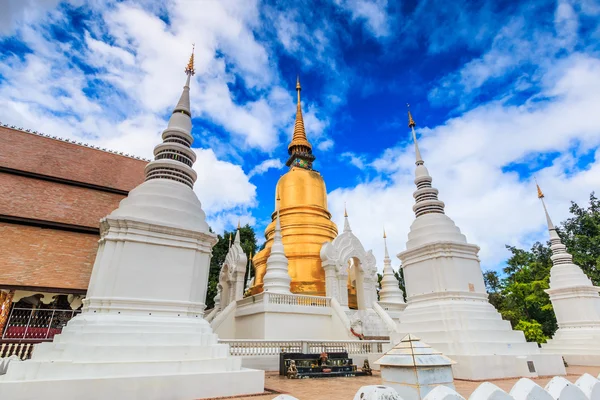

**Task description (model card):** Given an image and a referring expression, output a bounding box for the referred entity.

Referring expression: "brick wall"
[0,223,98,290]
[0,126,147,292]
[0,172,125,228]
[0,127,147,192]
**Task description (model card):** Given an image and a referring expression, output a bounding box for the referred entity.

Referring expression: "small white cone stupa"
[263,193,292,294]
[375,334,455,400]
[537,182,600,366]
[0,48,264,400]
[378,228,406,312]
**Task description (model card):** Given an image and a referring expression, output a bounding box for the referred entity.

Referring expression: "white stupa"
[0,50,264,400]
[263,197,292,294]
[537,183,600,365]
[378,229,406,313]
[394,108,565,380]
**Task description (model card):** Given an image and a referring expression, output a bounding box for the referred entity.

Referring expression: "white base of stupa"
[0,313,264,399]
[542,326,600,366]
[393,293,566,380]
[214,292,356,340]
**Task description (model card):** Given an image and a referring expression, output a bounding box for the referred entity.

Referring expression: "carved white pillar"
[337,270,350,308]
[234,270,246,301]
[323,261,339,300]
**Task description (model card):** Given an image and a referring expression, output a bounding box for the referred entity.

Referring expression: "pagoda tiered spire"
[286,76,315,169]
[145,46,198,188]
[407,106,446,217]
[536,183,579,270]
[379,229,405,305]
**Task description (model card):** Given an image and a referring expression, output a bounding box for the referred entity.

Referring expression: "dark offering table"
[280,352,368,378]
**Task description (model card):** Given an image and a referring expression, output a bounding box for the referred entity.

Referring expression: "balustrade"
[220,339,386,356]
[237,292,332,309]
[0,342,34,360]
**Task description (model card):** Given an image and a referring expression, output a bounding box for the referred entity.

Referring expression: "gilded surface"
[252,167,338,296]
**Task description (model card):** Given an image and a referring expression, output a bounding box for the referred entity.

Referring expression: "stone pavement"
[211,365,600,400]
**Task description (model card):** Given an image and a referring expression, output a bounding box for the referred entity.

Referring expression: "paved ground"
[215,365,600,400]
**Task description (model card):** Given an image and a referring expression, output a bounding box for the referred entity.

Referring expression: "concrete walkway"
[215,365,600,400]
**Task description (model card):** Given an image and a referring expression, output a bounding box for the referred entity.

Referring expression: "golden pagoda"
[251,78,338,297]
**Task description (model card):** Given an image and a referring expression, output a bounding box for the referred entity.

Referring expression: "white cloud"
[333,0,391,38]
[341,152,366,169]
[249,158,284,178]
[330,53,600,272]
[193,148,257,214]
[318,139,335,151]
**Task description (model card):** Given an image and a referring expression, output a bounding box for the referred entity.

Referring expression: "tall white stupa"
[0,49,263,400]
[394,108,565,380]
[263,195,292,294]
[536,183,600,365]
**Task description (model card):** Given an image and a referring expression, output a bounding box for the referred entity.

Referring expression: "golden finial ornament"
[185,44,195,76]
[228,232,232,247]
[383,227,387,239]
[535,177,544,199]
[344,202,348,218]
[237,219,241,230]
[407,103,416,128]
[296,75,301,92]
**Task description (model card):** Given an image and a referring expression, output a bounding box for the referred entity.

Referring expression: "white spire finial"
[408,104,423,166]
[343,203,352,233]
[535,178,555,231]
[383,227,390,259]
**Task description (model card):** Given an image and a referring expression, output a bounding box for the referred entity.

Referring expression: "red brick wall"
[0,172,125,228]
[0,223,98,290]
[0,127,147,192]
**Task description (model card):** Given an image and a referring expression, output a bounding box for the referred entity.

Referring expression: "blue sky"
[1,0,600,273]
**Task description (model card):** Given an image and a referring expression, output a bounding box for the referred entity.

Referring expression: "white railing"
[236,292,332,309]
[204,307,219,323]
[372,301,400,333]
[266,292,330,307]
[221,340,302,356]
[210,301,236,331]
[220,339,388,356]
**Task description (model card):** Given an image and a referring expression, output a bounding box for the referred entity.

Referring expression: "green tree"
[561,193,600,285]
[393,268,406,301]
[515,320,547,344]
[205,224,258,309]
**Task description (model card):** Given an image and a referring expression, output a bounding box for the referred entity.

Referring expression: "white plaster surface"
[0,74,264,399]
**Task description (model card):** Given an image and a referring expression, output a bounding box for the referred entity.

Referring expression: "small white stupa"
[536,183,600,365]
[263,195,292,294]
[0,49,263,400]
[378,229,406,314]
[394,107,565,380]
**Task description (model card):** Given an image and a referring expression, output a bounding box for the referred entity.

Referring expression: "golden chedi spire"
[251,76,338,297]
[536,180,545,199]
[286,76,315,169]
[185,44,195,76]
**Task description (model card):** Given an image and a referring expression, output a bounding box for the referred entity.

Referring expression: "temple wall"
[0,223,98,290]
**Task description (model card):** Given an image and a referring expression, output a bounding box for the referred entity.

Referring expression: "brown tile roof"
[0,125,147,192]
